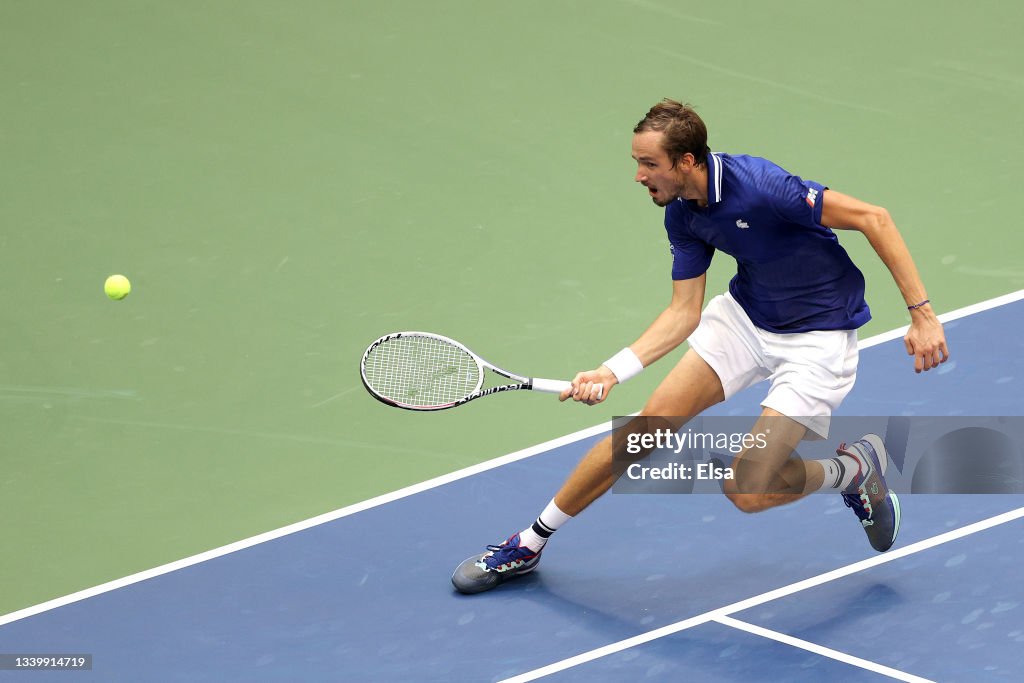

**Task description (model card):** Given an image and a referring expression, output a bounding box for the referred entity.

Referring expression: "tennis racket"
[360,331,602,411]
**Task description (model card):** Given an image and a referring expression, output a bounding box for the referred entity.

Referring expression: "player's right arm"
[561,273,706,404]
[630,273,707,366]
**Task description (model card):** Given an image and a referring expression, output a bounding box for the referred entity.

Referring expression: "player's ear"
[672,152,696,171]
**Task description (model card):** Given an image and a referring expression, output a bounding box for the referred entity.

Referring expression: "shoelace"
[838,440,876,519]
[842,491,874,527]
[485,543,511,555]
[481,538,537,571]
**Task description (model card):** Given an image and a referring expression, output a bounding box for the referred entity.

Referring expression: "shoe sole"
[884,490,902,551]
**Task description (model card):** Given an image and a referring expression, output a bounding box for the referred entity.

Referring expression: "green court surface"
[2,1,1022,616]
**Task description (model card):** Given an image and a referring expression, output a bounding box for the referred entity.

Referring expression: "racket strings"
[364,336,481,407]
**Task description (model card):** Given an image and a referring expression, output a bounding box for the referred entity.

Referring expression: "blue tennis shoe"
[839,434,901,552]
[451,534,541,594]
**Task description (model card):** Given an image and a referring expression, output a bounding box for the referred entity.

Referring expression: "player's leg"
[451,349,726,594]
[736,328,899,550]
[722,407,817,513]
[553,348,726,516]
[535,292,769,532]
[720,329,851,513]
[451,292,774,593]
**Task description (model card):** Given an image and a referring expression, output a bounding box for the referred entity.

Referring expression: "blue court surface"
[2,294,1023,682]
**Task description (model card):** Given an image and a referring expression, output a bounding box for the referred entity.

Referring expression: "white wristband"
[603,347,644,383]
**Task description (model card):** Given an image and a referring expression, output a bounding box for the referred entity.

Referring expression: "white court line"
[860,288,1024,348]
[497,507,1024,683]
[0,422,610,628]
[1,288,1021,628]
[714,615,936,683]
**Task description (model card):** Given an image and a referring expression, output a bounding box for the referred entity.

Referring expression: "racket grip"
[532,378,604,401]
[532,378,571,394]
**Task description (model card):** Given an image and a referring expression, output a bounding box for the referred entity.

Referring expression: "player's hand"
[559,367,617,405]
[904,310,949,373]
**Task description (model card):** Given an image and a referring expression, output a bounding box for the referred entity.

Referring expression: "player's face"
[632,131,686,207]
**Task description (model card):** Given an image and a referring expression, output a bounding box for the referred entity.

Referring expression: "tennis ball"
[104,274,131,300]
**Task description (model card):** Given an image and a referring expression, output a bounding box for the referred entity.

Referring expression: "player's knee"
[722,479,771,513]
[724,490,770,514]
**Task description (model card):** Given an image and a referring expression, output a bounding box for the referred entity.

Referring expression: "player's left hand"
[904,310,949,373]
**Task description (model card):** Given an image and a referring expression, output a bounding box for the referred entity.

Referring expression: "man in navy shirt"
[452,99,949,594]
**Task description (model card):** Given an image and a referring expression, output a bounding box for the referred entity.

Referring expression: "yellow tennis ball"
[104,274,131,300]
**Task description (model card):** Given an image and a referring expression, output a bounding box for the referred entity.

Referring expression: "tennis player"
[452,99,949,594]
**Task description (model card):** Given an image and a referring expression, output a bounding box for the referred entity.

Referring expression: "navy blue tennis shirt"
[665,152,871,333]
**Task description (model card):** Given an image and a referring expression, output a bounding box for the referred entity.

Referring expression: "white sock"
[517,499,572,551]
[816,450,863,491]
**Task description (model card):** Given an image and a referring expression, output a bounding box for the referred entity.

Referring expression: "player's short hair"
[634,99,710,168]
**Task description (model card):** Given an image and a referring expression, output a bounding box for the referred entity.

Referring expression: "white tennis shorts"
[688,292,859,439]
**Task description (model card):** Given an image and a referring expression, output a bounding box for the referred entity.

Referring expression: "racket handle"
[532,378,604,401]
